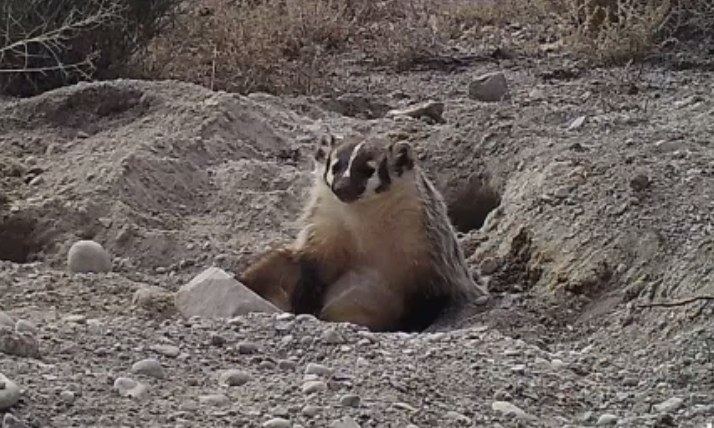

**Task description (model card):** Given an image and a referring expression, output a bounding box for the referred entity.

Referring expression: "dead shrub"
[0,0,182,97]
[142,0,461,95]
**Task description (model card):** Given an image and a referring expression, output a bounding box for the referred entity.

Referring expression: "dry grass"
[142,0,460,95]
[3,0,713,98]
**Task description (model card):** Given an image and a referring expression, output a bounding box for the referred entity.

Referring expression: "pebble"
[653,397,684,413]
[301,405,320,417]
[14,320,36,334]
[596,413,618,425]
[262,418,291,428]
[0,328,40,358]
[237,341,259,354]
[131,358,165,379]
[339,393,361,407]
[468,72,510,102]
[322,328,345,344]
[199,394,230,407]
[302,380,327,394]
[278,360,297,371]
[329,416,362,428]
[0,312,14,329]
[0,373,21,410]
[491,401,534,420]
[219,369,252,386]
[305,362,332,377]
[259,360,276,370]
[113,377,149,401]
[150,344,181,358]
[2,413,29,428]
[66,240,112,273]
[59,390,76,404]
[445,411,470,423]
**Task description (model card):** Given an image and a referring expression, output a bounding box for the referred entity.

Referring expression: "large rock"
[468,72,510,102]
[0,373,21,410]
[67,240,112,273]
[175,267,281,319]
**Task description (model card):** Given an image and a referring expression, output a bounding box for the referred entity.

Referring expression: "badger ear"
[314,133,336,163]
[389,141,415,176]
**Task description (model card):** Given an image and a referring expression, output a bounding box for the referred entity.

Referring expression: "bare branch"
[636,296,714,309]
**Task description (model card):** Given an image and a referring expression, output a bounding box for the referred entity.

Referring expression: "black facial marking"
[375,157,391,193]
[393,145,413,176]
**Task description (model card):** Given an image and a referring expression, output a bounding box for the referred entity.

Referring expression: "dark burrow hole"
[446,173,502,233]
[0,211,43,263]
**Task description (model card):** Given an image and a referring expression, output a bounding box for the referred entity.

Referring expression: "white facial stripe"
[343,141,365,179]
[325,155,339,185]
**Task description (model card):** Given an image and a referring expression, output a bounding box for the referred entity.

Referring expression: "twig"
[636,296,714,309]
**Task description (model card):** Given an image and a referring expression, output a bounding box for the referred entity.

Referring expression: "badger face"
[313,134,415,203]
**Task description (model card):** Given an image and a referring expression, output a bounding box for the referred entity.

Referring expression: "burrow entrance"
[445,173,502,233]
[0,211,44,263]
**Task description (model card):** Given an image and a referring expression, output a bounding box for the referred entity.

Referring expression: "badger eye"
[359,165,375,176]
[331,160,343,174]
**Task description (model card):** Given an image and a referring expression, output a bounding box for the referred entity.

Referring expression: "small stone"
[262,418,291,428]
[302,380,327,394]
[278,360,297,371]
[479,257,499,275]
[329,416,362,428]
[339,393,361,407]
[2,413,29,428]
[199,394,230,407]
[322,328,345,344]
[113,377,149,401]
[468,72,510,102]
[596,414,618,425]
[305,363,332,377]
[14,320,36,334]
[491,401,534,420]
[653,397,684,413]
[393,402,419,412]
[568,115,587,130]
[64,315,86,324]
[0,312,14,329]
[131,358,165,379]
[237,342,259,354]
[301,404,320,417]
[175,267,281,319]
[0,328,40,358]
[445,411,470,423]
[59,390,76,404]
[0,373,21,410]
[67,240,112,273]
[150,344,181,358]
[259,360,276,370]
[219,369,252,386]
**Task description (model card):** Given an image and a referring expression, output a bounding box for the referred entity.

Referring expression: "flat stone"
[175,267,281,319]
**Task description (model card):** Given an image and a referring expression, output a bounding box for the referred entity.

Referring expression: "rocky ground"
[1,41,714,427]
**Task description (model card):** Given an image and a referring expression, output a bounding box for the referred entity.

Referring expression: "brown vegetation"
[1,0,713,97]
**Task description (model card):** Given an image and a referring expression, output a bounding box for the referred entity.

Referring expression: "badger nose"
[332,177,360,202]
